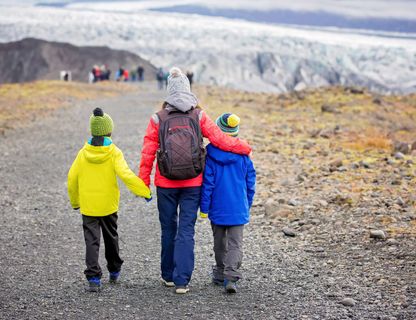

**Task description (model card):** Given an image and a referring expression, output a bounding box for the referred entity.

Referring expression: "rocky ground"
[0,82,415,319]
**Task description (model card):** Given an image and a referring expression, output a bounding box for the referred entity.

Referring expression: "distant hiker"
[137,65,144,81]
[95,65,101,82]
[200,113,256,294]
[116,67,125,81]
[114,69,120,81]
[123,69,129,82]
[101,65,111,81]
[60,70,71,81]
[99,65,105,81]
[91,66,96,82]
[106,67,111,80]
[138,67,252,294]
[163,71,169,89]
[68,108,151,292]
[92,65,101,83]
[156,67,164,90]
[186,71,194,89]
[130,68,137,82]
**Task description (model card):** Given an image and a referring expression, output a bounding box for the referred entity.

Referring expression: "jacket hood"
[82,143,114,164]
[207,144,241,165]
[165,91,198,112]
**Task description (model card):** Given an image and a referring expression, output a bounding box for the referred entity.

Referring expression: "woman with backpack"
[138,67,252,294]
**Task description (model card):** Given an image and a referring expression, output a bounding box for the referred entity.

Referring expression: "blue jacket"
[200,144,256,226]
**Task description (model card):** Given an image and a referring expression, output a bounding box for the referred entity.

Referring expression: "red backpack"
[156,107,206,180]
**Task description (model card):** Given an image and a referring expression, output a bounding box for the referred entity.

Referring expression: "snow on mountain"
[0,5,415,94]
[56,0,416,20]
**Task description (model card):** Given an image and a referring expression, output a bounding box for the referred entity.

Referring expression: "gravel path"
[0,83,414,320]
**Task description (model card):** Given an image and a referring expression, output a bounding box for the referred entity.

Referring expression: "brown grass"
[0,80,135,133]
[342,130,392,152]
[194,85,416,236]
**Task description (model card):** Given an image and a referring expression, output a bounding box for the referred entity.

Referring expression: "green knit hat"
[90,107,114,136]
[215,113,240,137]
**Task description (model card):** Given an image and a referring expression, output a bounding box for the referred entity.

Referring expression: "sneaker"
[211,265,224,286]
[224,280,237,294]
[109,271,120,283]
[86,277,101,292]
[212,278,224,286]
[161,278,175,287]
[175,286,190,294]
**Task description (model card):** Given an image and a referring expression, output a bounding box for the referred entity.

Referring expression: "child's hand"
[145,196,153,203]
[200,212,208,219]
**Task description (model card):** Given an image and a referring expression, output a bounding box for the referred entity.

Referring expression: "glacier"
[0,5,415,94]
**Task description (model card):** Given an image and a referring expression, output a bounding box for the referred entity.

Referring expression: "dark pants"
[211,223,244,282]
[157,186,200,286]
[82,213,123,279]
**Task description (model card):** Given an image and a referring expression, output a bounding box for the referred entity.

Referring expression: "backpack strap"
[188,108,203,146]
[156,108,169,123]
[156,108,171,151]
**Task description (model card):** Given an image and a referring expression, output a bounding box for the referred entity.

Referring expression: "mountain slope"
[0,38,156,83]
[0,6,415,93]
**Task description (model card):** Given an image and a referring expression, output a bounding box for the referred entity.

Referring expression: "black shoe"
[212,278,224,286]
[86,277,101,292]
[211,265,224,286]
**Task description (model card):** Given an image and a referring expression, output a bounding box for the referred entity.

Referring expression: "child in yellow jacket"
[68,107,151,292]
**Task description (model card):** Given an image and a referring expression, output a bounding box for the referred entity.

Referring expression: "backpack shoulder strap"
[188,108,203,143]
[189,108,201,121]
[156,108,169,123]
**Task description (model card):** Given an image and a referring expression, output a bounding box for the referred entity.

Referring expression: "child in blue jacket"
[200,113,256,293]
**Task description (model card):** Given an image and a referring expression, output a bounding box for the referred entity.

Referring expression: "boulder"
[393,141,411,155]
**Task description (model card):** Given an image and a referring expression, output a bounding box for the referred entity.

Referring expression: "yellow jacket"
[67,142,151,216]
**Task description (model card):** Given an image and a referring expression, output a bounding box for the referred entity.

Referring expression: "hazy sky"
[2,0,416,20]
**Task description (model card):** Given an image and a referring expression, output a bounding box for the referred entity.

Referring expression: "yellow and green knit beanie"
[215,113,240,136]
[90,107,114,136]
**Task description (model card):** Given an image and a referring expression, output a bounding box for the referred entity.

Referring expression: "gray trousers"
[82,213,123,279]
[211,223,244,282]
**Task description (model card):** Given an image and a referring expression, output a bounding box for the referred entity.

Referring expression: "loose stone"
[282,227,296,237]
[370,230,386,240]
[340,298,356,307]
[394,152,405,160]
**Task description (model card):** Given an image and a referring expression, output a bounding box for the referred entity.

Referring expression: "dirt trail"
[0,83,414,320]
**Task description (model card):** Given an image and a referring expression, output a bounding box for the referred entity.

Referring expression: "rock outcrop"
[0,38,156,83]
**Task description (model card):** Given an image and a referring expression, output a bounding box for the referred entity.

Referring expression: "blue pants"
[157,186,200,286]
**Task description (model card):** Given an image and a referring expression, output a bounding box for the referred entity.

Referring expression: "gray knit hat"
[167,67,191,95]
